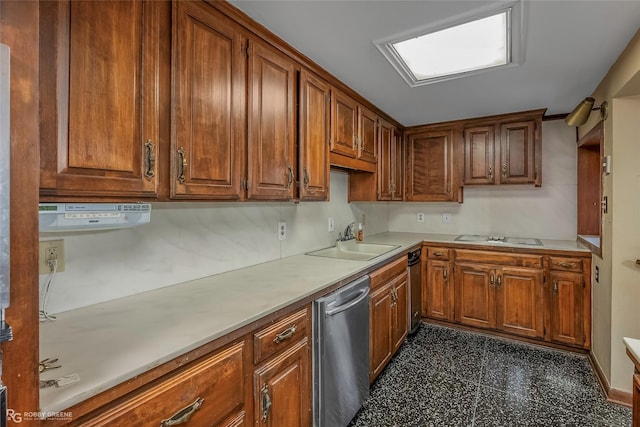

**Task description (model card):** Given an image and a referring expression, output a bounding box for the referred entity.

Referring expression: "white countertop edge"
[623,337,640,364]
[39,232,587,414]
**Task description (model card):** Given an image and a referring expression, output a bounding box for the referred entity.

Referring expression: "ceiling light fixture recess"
[375,1,525,87]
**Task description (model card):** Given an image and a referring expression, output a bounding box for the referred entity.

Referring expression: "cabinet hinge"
[446,182,451,194]
[543,326,546,336]
[583,335,587,344]
[543,275,546,284]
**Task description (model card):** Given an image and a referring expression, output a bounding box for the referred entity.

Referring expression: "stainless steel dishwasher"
[314,275,370,427]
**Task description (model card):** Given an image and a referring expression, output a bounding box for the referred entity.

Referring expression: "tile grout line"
[470,337,489,427]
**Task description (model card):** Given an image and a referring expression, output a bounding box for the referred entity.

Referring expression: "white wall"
[387,120,577,239]
[39,171,388,314]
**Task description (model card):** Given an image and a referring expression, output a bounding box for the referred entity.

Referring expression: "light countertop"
[624,337,640,365]
[39,232,588,414]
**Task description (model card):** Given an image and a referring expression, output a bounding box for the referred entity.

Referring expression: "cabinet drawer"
[549,257,583,272]
[426,247,451,260]
[370,257,408,290]
[454,249,543,268]
[254,307,309,364]
[80,341,247,427]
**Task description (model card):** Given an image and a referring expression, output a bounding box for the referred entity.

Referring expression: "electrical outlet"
[278,220,286,241]
[442,213,451,224]
[39,240,65,274]
[417,213,425,223]
[328,217,334,232]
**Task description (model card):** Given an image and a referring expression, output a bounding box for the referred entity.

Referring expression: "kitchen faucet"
[338,222,356,242]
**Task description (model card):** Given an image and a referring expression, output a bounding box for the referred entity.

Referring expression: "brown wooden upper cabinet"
[246,37,297,200]
[462,110,544,186]
[172,2,296,201]
[298,69,330,201]
[378,121,403,201]
[171,1,245,200]
[405,129,457,202]
[39,0,161,199]
[330,88,377,171]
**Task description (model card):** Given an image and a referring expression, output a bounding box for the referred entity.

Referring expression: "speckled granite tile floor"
[348,323,631,427]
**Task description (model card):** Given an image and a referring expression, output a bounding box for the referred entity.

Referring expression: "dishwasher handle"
[325,288,370,317]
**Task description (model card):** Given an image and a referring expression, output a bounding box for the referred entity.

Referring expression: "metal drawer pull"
[502,164,507,178]
[144,139,156,180]
[496,274,502,288]
[488,166,493,179]
[553,280,559,295]
[160,397,204,427]
[261,384,272,422]
[443,268,448,281]
[303,168,310,190]
[558,262,576,268]
[273,325,297,344]
[434,251,444,256]
[490,273,495,287]
[177,147,187,184]
[286,165,294,189]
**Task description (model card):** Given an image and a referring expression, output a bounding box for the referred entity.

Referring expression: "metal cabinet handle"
[443,268,448,281]
[553,280,558,295]
[160,397,204,427]
[434,251,444,257]
[177,147,187,184]
[286,165,294,189]
[273,325,297,344]
[144,139,156,180]
[558,262,576,268]
[490,273,495,287]
[488,166,493,179]
[261,384,272,422]
[496,274,502,288]
[502,164,507,178]
[303,168,310,190]
[636,259,640,266]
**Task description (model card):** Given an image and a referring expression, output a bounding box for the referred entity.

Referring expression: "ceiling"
[229,0,640,126]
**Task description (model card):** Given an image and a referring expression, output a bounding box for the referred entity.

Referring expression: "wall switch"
[278,220,286,241]
[442,213,451,224]
[328,217,335,232]
[39,239,65,274]
[417,213,425,223]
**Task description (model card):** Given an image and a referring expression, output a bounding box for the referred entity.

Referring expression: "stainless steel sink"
[306,240,400,261]
[454,235,543,247]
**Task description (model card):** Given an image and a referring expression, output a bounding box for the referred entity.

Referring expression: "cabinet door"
[171,1,245,199]
[425,260,452,321]
[80,341,247,427]
[40,0,160,198]
[392,131,404,200]
[358,106,378,163]
[633,374,640,427]
[298,69,330,201]
[247,39,296,200]
[254,339,311,427]
[454,263,495,329]
[391,272,409,353]
[369,284,392,383]
[406,130,454,201]
[495,267,544,338]
[463,125,495,185]
[377,120,393,201]
[330,89,358,158]
[500,121,536,184]
[549,271,584,346]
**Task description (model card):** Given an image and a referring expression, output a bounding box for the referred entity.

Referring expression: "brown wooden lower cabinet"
[424,245,591,349]
[369,257,409,383]
[77,340,249,427]
[253,338,310,427]
[633,373,640,427]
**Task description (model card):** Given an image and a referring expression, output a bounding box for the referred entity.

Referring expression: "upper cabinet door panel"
[392,130,404,201]
[247,39,296,200]
[40,0,160,198]
[358,107,377,163]
[406,130,454,201]
[500,121,535,184]
[330,90,358,158]
[298,69,330,201]
[464,126,495,185]
[171,1,245,199]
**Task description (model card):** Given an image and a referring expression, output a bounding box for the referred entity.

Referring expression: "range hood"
[39,203,151,232]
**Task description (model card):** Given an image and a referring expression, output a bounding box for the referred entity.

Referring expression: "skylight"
[375,3,522,87]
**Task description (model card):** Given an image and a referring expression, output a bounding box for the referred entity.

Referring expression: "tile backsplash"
[39,120,576,314]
